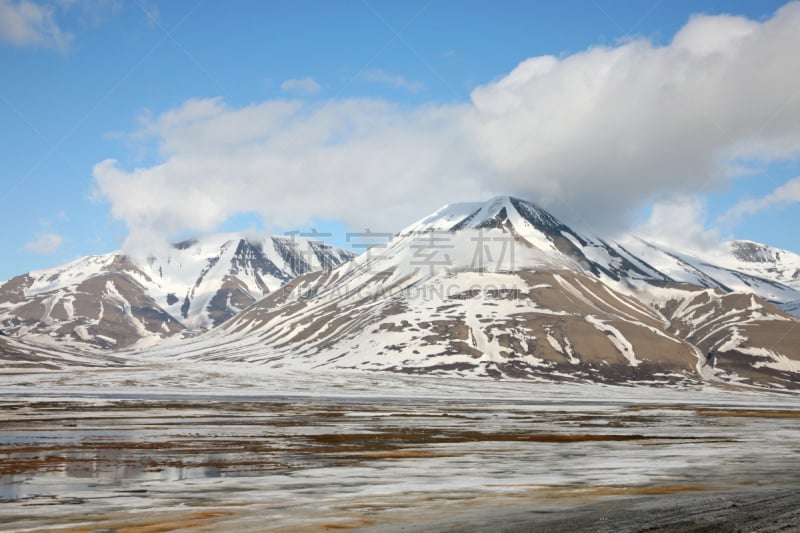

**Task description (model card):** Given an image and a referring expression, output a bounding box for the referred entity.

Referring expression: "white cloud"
[94,3,800,252]
[634,196,723,255]
[0,0,73,51]
[93,97,481,252]
[357,69,425,93]
[25,232,63,254]
[463,3,800,231]
[671,13,758,56]
[723,176,800,222]
[280,77,321,94]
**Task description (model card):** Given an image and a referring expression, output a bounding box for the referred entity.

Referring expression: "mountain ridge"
[0,232,355,350]
[140,196,800,389]
[2,196,799,389]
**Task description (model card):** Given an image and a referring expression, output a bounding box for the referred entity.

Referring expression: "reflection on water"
[1,464,225,502]
[2,401,799,488]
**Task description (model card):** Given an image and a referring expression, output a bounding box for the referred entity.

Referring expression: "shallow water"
[1,364,799,531]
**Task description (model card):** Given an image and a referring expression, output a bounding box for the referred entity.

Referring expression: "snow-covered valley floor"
[1,363,799,531]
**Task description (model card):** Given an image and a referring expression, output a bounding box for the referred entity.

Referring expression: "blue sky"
[1,0,798,280]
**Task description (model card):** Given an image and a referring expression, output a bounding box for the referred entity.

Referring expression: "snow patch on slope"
[585,315,639,367]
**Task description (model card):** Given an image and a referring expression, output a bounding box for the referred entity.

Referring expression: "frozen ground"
[1,362,799,531]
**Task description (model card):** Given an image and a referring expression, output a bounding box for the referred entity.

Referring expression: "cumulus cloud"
[25,232,63,254]
[358,69,425,93]
[93,97,481,251]
[280,77,321,94]
[464,5,800,229]
[722,176,800,222]
[0,0,72,51]
[94,3,800,252]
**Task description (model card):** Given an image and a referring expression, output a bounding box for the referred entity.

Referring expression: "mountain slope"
[0,333,128,370]
[0,233,355,350]
[153,197,800,389]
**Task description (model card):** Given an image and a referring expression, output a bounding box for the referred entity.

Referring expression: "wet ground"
[1,364,799,531]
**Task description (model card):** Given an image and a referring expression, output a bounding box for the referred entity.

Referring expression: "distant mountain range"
[0,233,355,350]
[2,197,799,389]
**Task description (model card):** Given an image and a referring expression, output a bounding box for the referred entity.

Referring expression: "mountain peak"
[400,195,556,236]
[729,240,784,263]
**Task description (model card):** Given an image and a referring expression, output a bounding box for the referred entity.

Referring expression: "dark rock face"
[731,241,777,263]
[270,237,311,278]
[206,276,260,327]
[234,239,292,281]
[0,275,33,304]
[173,239,198,250]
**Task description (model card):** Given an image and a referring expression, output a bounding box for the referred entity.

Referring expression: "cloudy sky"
[1,0,798,279]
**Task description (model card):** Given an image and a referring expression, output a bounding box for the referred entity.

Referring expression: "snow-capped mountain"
[725,240,800,289]
[151,196,800,389]
[617,237,800,316]
[2,196,798,389]
[0,233,355,350]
